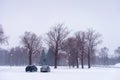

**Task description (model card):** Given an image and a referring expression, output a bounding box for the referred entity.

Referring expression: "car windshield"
[42,65,48,68]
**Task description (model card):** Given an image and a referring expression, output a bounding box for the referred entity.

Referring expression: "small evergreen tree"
[46,46,55,66]
[40,49,46,66]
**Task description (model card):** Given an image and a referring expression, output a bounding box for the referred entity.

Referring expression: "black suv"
[25,65,38,72]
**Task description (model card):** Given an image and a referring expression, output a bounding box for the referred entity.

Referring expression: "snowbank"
[114,63,120,67]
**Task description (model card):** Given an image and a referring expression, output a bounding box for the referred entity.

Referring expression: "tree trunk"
[76,57,79,68]
[68,55,71,68]
[88,48,91,68]
[76,52,79,68]
[54,43,58,69]
[29,50,32,65]
[81,54,84,69]
[81,47,84,69]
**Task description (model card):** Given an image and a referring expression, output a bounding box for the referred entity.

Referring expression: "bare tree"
[86,29,102,68]
[20,32,42,65]
[46,24,69,68]
[63,37,79,68]
[0,24,8,65]
[75,31,86,69]
[0,24,8,45]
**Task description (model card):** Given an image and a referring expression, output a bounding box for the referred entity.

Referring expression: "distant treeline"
[0,46,120,66]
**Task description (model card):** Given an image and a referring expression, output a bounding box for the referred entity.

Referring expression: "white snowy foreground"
[0,66,120,80]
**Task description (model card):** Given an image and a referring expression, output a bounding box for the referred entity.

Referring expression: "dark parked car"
[40,65,50,72]
[25,65,38,72]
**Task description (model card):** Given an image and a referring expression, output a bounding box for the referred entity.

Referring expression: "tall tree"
[46,24,69,68]
[0,24,8,45]
[86,29,102,68]
[20,32,42,65]
[75,31,86,69]
[63,37,79,68]
[0,25,8,65]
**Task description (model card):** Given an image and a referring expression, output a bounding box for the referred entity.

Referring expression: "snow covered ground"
[0,66,120,80]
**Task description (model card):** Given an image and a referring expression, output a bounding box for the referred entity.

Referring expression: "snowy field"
[0,66,120,80]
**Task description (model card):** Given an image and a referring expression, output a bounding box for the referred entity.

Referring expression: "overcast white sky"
[0,0,120,54]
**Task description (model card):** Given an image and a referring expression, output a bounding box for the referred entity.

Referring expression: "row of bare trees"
[44,24,102,68]
[62,29,102,68]
[0,24,102,69]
